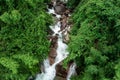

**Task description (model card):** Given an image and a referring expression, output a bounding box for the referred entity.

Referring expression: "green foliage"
[66,0,81,9]
[0,0,52,79]
[13,54,39,69]
[65,0,120,80]
[114,61,120,80]
[0,10,21,24]
[0,57,19,74]
[0,12,10,24]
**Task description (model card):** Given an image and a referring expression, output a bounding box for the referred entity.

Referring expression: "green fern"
[0,57,19,74]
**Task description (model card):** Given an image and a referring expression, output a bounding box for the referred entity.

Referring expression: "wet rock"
[52,13,57,17]
[40,63,45,73]
[48,2,53,9]
[56,64,67,78]
[60,15,67,31]
[54,4,66,14]
[52,42,58,49]
[47,35,52,41]
[47,27,54,35]
[50,35,58,49]
[63,33,69,43]
[65,9,70,15]
[62,9,70,17]
[61,23,67,31]
[55,76,66,80]
[49,57,55,65]
[51,0,57,6]
[49,48,57,58]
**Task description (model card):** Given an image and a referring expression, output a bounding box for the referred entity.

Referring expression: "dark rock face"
[60,15,67,31]
[56,64,67,78]
[49,57,55,65]
[47,27,54,35]
[54,4,66,14]
[64,10,70,16]
[50,35,58,49]
[48,2,53,9]
[49,48,57,58]
[48,47,57,65]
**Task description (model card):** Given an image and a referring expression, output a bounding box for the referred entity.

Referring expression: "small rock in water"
[47,27,54,35]
[40,63,45,73]
[49,57,55,65]
[63,33,69,43]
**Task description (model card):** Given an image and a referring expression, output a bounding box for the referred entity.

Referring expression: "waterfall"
[67,63,77,80]
[35,0,76,80]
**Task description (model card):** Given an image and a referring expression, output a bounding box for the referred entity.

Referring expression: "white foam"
[48,7,55,14]
[67,63,76,80]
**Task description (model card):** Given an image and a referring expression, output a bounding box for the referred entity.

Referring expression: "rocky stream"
[35,0,76,80]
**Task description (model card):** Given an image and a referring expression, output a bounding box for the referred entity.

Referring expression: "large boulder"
[50,35,58,49]
[49,48,57,58]
[54,4,66,14]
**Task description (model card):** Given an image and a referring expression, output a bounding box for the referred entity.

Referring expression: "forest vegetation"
[0,0,120,80]
[65,0,120,80]
[0,0,52,79]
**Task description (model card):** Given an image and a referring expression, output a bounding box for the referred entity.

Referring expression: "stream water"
[35,0,76,80]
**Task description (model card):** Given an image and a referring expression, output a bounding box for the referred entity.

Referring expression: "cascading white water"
[49,21,61,35]
[35,0,75,80]
[67,63,76,80]
[60,0,68,3]
[35,59,56,80]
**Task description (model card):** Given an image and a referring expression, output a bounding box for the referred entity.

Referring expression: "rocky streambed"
[35,0,76,80]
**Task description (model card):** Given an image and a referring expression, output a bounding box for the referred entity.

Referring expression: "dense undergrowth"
[0,0,52,79]
[65,0,120,80]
